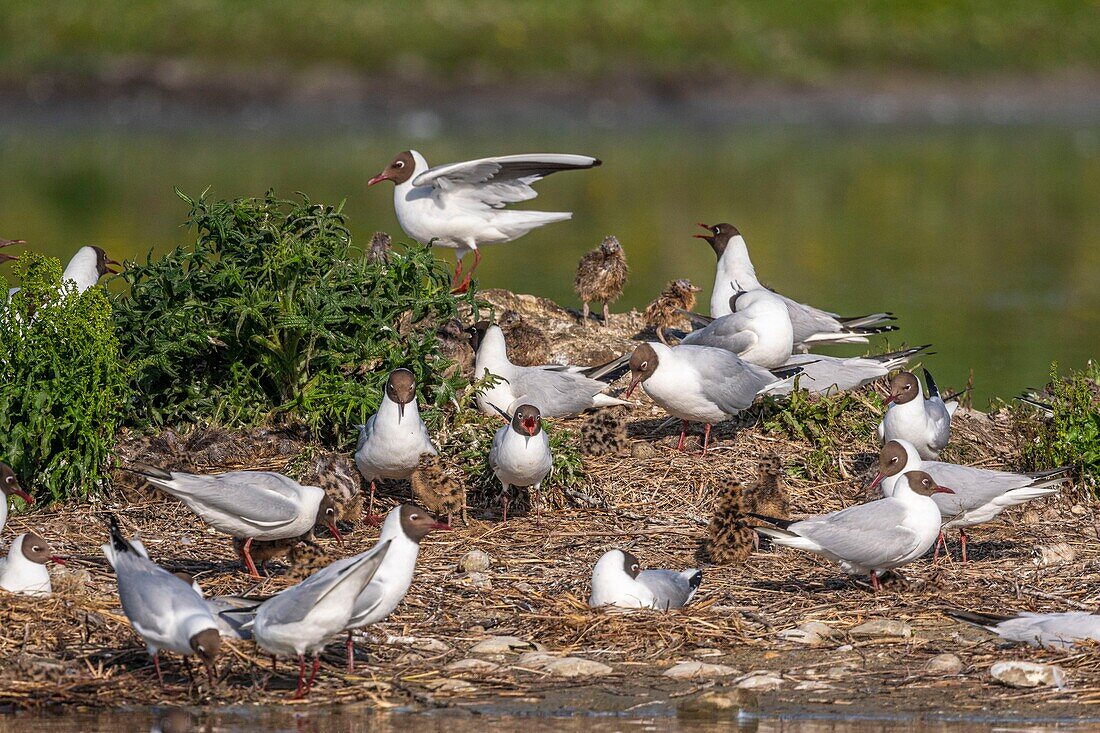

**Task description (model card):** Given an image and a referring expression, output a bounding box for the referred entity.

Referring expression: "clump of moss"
[0,252,131,502]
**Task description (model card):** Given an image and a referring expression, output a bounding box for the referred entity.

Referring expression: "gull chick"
[410,453,467,525]
[706,479,757,565]
[644,279,701,345]
[489,404,553,521]
[877,369,957,459]
[369,150,601,292]
[499,309,550,366]
[742,454,790,519]
[589,549,702,610]
[355,368,438,516]
[574,235,628,325]
[755,471,954,591]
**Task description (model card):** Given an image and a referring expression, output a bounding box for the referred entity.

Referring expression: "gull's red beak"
[430,522,452,531]
[49,556,66,566]
[692,223,713,239]
[522,417,538,436]
[368,171,390,187]
[12,487,33,505]
[328,522,344,544]
[933,485,956,495]
[883,394,898,406]
[624,377,642,399]
[869,472,886,490]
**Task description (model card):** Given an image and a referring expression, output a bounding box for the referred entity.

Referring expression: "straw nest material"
[0,291,1094,717]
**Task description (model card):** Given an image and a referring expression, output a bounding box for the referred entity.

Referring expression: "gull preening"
[368,150,601,291]
[589,549,702,610]
[873,439,1069,561]
[126,464,342,578]
[755,470,955,591]
[625,342,800,453]
[474,323,630,418]
[694,223,896,350]
[877,369,957,459]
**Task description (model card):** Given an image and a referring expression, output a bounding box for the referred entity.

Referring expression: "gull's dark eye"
[394,161,404,168]
[410,514,419,520]
[640,361,648,370]
[631,564,640,572]
[5,476,12,483]
[890,457,898,464]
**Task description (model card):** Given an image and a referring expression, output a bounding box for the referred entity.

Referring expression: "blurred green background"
[0,1,1097,403]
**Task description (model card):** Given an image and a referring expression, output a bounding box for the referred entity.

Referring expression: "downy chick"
[499,310,550,366]
[410,453,468,525]
[367,231,392,265]
[741,454,789,519]
[574,235,628,325]
[644,279,702,345]
[705,479,756,565]
[578,406,629,456]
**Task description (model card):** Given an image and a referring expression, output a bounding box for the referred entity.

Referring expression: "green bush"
[0,252,131,502]
[112,189,476,444]
[1021,362,1100,491]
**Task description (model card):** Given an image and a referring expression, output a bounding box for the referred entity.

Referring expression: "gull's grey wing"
[258,540,391,627]
[347,577,389,628]
[510,367,609,416]
[114,552,214,633]
[356,413,378,451]
[922,462,1063,515]
[152,471,307,528]
[636,569,695,610]
[413,154,600,209]
[488,425,507,473]
[680,312,758,354]
[793,500,921,569]
[782,297,843,344]
[677,345,779,413]
[998,612,1100,648]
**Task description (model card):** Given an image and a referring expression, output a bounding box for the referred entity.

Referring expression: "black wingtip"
[748,512,794,530]
[944,608,1012,628]
[104,513,135,555]
[487,402,513,422]
[118,462,174,481]
[770,365,804,381]
[922,368,940,400]
[592,158,603,168]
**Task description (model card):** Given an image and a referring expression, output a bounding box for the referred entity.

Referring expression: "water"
[0,125,1096,401]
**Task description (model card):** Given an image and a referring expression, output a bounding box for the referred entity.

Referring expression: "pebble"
[470,636,546,655]
[677,689,758,718]
[663,661,740,679]
[1070,504,1088,516]
[459,550,492,573]
[735,672,785,691]
[849,619,912,639]
[424,678,478,693]
[460,571,493,590]
[776,621,839,646]
[384,635,451,653]
[926,653,963,675]
[630,442,658,459]
[794,680,833,691]
[1020,509,1041,524]
[991,661,1066,688]
[543,657,613,678]
[1033,542,1076,567]
[515,651,559,669]
[445,658,501,673]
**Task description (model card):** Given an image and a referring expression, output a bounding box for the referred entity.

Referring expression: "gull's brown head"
[625,343,659,398]
[885,371,920,406]
[693,223,740,258]
[369,151,416,187]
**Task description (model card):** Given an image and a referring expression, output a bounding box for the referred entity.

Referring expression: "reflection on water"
[0,125,1096,402]
[0,707,1095,733]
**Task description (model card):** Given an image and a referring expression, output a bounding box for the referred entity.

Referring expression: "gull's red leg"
[675,420,688,452]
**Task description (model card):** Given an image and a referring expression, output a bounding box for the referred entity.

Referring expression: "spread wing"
[413,154,600,209]
[793,500,921,568]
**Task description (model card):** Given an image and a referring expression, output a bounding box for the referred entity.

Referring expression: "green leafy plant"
[1021,362,1100,491]
[112,189,477,443]
[758,385,883,480]
[0,252,131,502]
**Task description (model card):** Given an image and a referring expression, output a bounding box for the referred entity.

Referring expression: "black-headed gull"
[249,538,390,698]
[774,346,932,396]
[693,223,895,351]
[681,289,793,368]
[624,342,799,453]
[368,150,601,291]
[589,549,702,610]
[877,369,957,459]
[355,368,438,516]
[103,516,221,685]
[0,462,34,536]
[126,464,342,578]
[872,439,1070,562]
[342,504,450,672]
[755,470,954,591]
[946,609,1100,649]
[474,324,629,418]
[0,532,63,596]
[489,404,554,521]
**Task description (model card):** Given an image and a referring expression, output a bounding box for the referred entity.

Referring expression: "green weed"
[1020,362,1100,491]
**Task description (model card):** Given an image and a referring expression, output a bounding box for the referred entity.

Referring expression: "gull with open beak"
[488,404,553,521]
[754,471,954,591]
[123,463,342,578]
[354,368,438,517]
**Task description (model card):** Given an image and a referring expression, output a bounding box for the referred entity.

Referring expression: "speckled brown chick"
[301,452,363,525]
[574,235,628,326]
[437,318,475,379]
[367,231,392,265]
[410,453,467,525]
[499,310,550,366]
[643,279,702,345]
[579,406,629,456]
[232,535,302,575]
[284,541,329,582]
[705,478,756,565]
[741,454,789,519]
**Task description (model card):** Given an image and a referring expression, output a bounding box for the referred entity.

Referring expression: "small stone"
[1020,509,1041,525]
[424,677,478,693]
[850,619,912,639]
[461,571,493,590]
[543,656,613,678]
[459,550,492,572]
[677,689,758,719]
[384,635,451,653]
[990,661,1066,688]
[926,653,963,675]
[630,442,658,459]
[1033,542,1076,567]
[835,644,854,653]
[690,648,724,658]
[515,651,559,670]
[777,621,839,646]
[794,680,833,691]
[445,658,500,673]
[1070,504,1088,516]
[663,661,740,679]
[736,672,785,691]
[469,636,546,655]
